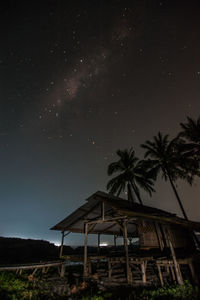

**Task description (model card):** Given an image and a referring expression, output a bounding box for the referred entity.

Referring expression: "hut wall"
[165,226,193,248]
[138,221,159,248]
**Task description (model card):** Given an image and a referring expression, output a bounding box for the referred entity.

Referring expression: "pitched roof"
[50,191,200,234]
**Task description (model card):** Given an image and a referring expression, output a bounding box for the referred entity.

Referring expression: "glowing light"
[53,242,60,246]
[99,242,108,247]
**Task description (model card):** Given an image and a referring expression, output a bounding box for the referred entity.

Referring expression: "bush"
[142,281,199,300]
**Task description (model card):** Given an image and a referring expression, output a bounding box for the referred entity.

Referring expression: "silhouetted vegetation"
[107,116,200,221]
[0,237,73,264]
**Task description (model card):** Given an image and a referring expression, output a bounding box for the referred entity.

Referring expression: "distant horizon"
[0,234,131,247]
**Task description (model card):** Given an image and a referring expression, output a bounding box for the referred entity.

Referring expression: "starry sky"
[1,0,200,246]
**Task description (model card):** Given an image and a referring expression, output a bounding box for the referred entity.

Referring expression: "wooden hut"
[51,191,200,285]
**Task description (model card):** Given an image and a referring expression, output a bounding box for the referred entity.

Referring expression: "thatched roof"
[51,191,200,235]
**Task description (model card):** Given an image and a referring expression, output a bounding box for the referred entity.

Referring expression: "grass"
[0,270,199,300]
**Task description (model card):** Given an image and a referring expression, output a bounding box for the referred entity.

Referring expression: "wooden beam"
[88,223,96,233]
[141,261,147,283]
[100,222,117,234]
[154,223,164,251]
[0,261,65,272]
[116,209,200,231]
[85,216,127,225]
[108,258,112,281]
[60,264,65,278]
[101,201,105,221]
[59,231,65,258]
[166,228,183,285]
[123,220,131,283]
[97,233,100,254]
[157,264,164,287]
[84,222,88,277]
[114,219,125,232]
[114,235,117,247]
[189,262,197,283]
[170,266,176,282]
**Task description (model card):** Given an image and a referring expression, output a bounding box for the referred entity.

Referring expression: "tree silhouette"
[141,132,198,220]
[179,116,200,158]
[107,148,155,205]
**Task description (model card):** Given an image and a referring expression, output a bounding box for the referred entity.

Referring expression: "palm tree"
[179,116,200,157]
[106,148,155,205]
[180,116,200,144]
[141,132,198,220]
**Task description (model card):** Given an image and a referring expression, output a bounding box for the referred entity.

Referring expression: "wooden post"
[84,222,88,277]
[59,231,65,258]
[123,220,131,283]
[166,266,170,275]
[101,201,105,220]
[88,260,92,275]
[141,261,147,283]
[108,258,112,281]
[157,264,164,287]
[154,223,164,251]
[60,263,65,278]
[189,262,197,283]
[166,228,183,285]
[170,266,176,282]
[114,235,117,247]
[97,233,100,254]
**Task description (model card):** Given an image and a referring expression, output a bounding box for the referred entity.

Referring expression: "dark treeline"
[0,237,61,264]
[0,237,124,264]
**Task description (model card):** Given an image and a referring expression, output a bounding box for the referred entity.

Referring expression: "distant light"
[53,242,60,246]
[99,243,108,247]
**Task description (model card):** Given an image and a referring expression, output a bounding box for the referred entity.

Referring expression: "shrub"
[142,281,199,300]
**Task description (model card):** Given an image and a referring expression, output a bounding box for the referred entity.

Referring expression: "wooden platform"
[0,260,66,277]
[63,254,196,286]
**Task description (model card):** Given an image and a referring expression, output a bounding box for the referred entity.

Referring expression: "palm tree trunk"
[127,182,134,204]
[167,173,188,220]
[131,182,143,205]
[167,174,200,249]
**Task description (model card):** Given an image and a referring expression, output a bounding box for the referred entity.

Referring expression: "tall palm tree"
[106,148,155,205]
[180,116,200,144]
[179,116,200,158]
[141,132,198,220]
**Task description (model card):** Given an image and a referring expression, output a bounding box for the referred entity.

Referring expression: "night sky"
[1,0,200,246]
